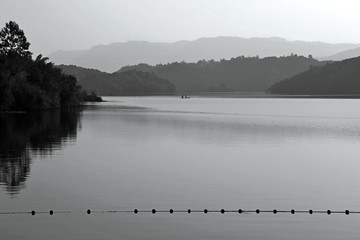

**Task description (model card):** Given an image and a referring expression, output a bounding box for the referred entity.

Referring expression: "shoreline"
[181,92,360,99]
[158,92,360,99]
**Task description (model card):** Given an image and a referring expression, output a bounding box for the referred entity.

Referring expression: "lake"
[1,96,360,239]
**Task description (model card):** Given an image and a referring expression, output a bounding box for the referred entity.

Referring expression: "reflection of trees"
[0,152,30,194]
[0,110,81,195]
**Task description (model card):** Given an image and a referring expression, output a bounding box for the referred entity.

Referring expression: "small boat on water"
[181,95,191,99]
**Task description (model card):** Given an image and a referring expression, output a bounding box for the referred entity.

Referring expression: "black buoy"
[87,209,91,215]
[134,209,138,214]
[49,210,54,215]
[187,209,191,213]
[238,209,243,214]
[152,209,156,214]
[309,210,313,214]
[220,209,225,214]
[345,210,350,215]
[31,210,35,216]
[327,210,331,215]
[204,209,208,214]
[256,209,260,214]
[273,209,277,214]
[291,209,295,214]
[169,209,174,214]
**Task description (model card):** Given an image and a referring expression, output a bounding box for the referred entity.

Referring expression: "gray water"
[1,96,360,239]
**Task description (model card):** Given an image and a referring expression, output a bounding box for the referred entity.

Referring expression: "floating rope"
[0,208,358,216]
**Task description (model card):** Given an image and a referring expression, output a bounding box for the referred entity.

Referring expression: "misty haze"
[1,1,360,240]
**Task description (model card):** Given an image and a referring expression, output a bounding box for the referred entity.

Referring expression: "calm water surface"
[1,96,360,239]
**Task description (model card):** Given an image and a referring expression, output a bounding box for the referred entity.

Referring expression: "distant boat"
[181,95,191,99]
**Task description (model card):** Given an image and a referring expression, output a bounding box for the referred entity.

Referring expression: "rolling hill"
[320,47,360,61]
[58,65,175,96]
[268,56,360,95]
[119,55,323,93]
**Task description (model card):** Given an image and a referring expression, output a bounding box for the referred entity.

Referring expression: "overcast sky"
[1,0,360,56]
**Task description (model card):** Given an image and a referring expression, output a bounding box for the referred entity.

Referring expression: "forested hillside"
[58,65,176,96]
[268,57,360,95]
[119,55,322,93]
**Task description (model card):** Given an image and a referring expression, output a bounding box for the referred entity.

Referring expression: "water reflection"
[0,111,81,195]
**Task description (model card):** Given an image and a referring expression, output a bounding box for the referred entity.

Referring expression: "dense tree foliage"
[58,65,176,95]
[268,57,360,95]
[119,55,322,93]
[0,21,31,58]
[0,21,82,111]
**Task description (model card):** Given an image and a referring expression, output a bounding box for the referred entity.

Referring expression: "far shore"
[177,92,360,99]
[3,93,360,113]
[106,92,360,99]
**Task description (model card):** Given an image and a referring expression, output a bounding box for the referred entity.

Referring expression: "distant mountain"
[49,37,358,72]
[58,65,175,96]
[268,57,360,95]
[320,47,360,61]
[119,55,323,93]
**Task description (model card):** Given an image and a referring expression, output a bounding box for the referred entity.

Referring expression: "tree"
[0,21,84,111]
[0,21,32,58]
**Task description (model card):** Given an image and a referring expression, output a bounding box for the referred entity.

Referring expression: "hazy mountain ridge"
[268,56,360,94]
[58,65,175,95]
[119,55,323,93]
[49,37,358,72]
[320,47,360,61]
